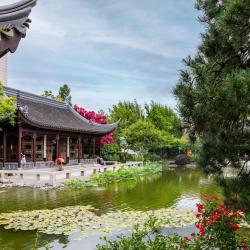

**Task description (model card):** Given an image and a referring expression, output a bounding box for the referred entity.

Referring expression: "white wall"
[0,55,8,86]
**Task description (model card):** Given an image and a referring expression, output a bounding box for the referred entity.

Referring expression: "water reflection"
[0,227,69,250]
[173,195,201,210]
[45,226,197,250]
[0,168,222,250]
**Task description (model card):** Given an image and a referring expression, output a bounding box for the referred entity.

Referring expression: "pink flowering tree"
[73,104,114,145]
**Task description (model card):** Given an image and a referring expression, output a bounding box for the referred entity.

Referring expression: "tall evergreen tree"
[58,84,72,104]
[174,0,250,173]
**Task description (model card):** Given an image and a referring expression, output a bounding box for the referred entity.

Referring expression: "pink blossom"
[74,104,114,145]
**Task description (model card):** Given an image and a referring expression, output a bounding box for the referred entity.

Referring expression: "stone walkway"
[0,162,143,188]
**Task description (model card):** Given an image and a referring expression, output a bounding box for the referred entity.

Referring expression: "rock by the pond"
[175,154,191,166]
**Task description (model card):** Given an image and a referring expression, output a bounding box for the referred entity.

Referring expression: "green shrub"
[90,163,162,185]
[144,153,162,162]
[97,197,249,250]
[62,163,162,189]
[61,179,95,189]
[97,216,201,250]
[102,143,120,161]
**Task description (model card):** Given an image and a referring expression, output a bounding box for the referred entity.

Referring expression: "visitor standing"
[97,156,105,166]
[20,152,26,168]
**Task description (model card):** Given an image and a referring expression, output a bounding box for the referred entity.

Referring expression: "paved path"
[0,162,143,187]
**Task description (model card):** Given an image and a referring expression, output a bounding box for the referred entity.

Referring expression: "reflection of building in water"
[0,55,7,85]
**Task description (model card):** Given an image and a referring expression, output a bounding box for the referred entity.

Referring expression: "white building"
[0,55,7,86]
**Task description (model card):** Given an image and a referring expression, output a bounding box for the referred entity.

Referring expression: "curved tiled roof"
[4,86,118,135]
[0,0,37,57]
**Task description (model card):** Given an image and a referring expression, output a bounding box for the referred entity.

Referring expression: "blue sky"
[3,0,202,112]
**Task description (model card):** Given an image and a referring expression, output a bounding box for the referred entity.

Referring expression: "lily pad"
[0,205,249,238]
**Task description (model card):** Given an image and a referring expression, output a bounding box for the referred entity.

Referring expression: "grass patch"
[90,163,162,185]
[61,179,96,189]
[61,163,162,189]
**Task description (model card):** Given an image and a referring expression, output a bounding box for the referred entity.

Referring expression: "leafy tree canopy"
[107,100,187,160]
[125,119,167,156]
[42,90,62,101]
[42,84,72,104]
[174,0,250,173]
[125,119,188,155]
[0,83,16,128]
[145,101,181,136]
[109,100,144,135]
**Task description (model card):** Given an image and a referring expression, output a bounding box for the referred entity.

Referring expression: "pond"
[0,168,222,250]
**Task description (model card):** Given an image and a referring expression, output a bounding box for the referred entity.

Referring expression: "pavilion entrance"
[0,129,101,170]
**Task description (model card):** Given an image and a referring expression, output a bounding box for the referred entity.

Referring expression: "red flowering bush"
[98,196,249,250]
[194,195,248,249]
[55,157,64,171]
[74,105,114,145]
[55,157,64,165]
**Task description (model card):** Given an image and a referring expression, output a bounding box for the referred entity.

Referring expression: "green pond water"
[0,168,222,250]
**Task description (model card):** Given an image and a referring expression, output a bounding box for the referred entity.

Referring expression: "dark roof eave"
[19,112,118,136]
[0,0,37,58]
[4,86,118,135]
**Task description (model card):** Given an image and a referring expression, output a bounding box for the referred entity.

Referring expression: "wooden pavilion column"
[98,137,103,157]
[33,132,37,166]
[56,134,60,158]
[78,136,81,164]
[3,131,6,168]
[93,137,96,158]
[66,137,70,164]
[98,136,102,157]
[43,135,47,161]
[82,136,84,159]
[18,128,22,168]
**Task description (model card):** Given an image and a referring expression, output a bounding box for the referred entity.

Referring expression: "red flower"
[195,223,205,235]
[199,226,205,235]
[196,203,204,212]
[56,157,64,165]
[195,213,201,218]
[212,215,219,222]
[74,104,114,145]
[232,224,238,232]
[184,236,191,241]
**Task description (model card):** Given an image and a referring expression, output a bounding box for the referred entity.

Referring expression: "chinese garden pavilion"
[0,87,118,169]
[0,1,118,169]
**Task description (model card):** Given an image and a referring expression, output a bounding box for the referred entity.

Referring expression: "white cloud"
[7,0,201,112]
[0,0,17,5]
